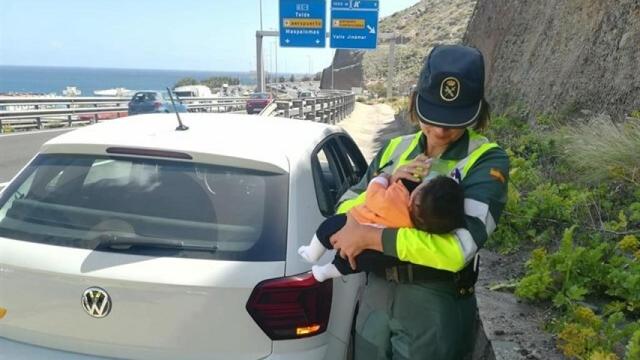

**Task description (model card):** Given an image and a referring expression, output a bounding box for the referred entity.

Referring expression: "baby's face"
[409,181,428,210]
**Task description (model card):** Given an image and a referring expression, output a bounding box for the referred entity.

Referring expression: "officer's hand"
[390,154,432,184]
[330,219,383,271]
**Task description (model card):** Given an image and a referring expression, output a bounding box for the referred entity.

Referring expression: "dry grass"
[562,115,640,185]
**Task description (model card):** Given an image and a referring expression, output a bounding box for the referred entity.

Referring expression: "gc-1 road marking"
[0,128,71,138]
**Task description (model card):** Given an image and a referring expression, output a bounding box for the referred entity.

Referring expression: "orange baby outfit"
[349,177,413,228]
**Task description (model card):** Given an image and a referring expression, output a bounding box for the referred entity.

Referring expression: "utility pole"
[256,32,264,92]
[377,33,397,98]
[331,59,334,89]
[255,30,278,92]
[387,39,396,98]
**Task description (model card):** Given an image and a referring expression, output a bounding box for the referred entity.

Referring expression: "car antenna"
[166,87,189,131]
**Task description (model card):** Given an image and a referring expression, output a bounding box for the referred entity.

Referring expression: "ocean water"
[0,66,257,95]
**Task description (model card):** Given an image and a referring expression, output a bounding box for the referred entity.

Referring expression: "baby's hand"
[390,155,432,183]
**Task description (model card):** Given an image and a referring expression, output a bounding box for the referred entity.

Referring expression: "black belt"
[372,264,455,283]
[371,254,480,297]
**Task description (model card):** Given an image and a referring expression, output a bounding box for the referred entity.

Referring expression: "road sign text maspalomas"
[330,0,379,50]
[279,0,327,48]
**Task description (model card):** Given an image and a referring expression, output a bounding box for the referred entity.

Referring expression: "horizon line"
[0,64,315,75]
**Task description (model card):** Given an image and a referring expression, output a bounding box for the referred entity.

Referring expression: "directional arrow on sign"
[367,25,376,34]
[285,39,290,43]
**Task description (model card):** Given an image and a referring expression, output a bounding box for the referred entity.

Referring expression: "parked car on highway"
[127,91,188,116]
[245,92,274,114]
[78,111,129,121]
[298,90,316,99]
[0,113,368,360]
[173,85,214,113]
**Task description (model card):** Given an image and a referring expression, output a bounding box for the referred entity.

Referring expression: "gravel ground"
[337,102,565,360]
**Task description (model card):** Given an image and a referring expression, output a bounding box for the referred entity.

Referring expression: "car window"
[250,93,267,99]
[0,154,288,261]
[311,137,349,216]
[336,135,368,186]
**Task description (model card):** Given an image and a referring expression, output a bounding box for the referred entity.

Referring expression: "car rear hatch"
[0,153,289,360]
[129,93,157,114]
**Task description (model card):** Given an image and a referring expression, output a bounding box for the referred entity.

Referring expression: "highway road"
[0,128,71,187]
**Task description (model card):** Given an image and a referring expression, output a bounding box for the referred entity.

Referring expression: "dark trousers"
[316,214,402,275]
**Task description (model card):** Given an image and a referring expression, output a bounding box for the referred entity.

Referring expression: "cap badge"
[440,77,460,102]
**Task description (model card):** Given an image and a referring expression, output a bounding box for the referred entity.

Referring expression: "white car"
[0,113,369,360]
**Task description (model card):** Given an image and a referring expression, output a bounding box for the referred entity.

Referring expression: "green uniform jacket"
[337,129,509,272]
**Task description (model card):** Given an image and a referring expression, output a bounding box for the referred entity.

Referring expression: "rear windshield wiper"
[95,233,218,252]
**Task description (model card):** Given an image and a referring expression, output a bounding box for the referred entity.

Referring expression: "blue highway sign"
[330,0,379,50]
[279,0,326,48]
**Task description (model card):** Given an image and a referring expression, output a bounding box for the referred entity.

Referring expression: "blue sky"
[0,0,420,73]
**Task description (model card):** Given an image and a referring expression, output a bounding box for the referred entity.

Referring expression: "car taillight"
[246,272,332,340]
[153,101,162,109]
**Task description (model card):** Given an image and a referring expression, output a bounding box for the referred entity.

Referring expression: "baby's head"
[408,176,465,234]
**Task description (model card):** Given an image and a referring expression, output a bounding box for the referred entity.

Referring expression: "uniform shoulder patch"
[489,168,506,183]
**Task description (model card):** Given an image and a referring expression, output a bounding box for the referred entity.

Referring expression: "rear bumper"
[0,337,111,360]
[0,336,335,360]
[262,344,328,360]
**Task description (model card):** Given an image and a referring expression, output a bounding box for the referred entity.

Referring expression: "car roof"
[134,90,161,94]
[41,113,341,173]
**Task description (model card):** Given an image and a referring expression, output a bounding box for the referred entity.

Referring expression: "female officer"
[331,45,509,360]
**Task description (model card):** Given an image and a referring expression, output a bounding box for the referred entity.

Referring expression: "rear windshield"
[173,91,195,98]
[250,93,268,99]
[0,154,288,261]
[132,92,158,102]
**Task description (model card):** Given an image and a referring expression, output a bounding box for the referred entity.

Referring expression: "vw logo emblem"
[81,287,112,318]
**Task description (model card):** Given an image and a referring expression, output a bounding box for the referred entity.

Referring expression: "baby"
[298,168,465,282]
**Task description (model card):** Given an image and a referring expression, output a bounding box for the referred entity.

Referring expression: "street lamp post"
[274,41,278,83]
[257,0,264,91]
[259,0,263,31]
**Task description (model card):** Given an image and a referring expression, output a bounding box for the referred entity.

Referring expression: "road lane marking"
[0,128,72,138]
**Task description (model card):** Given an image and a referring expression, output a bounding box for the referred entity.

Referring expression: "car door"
[307,133,368,360]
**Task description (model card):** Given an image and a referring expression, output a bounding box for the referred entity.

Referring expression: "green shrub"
[366,82,386,98]
[627,330,640,360]
[556,306,639,359]
[561,115,640,185]
[487,105,640,359]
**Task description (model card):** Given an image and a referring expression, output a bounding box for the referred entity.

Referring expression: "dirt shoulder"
[337,102,565,360]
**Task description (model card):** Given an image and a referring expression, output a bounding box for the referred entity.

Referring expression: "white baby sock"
[312,263,343,282]
[298,235,326,263]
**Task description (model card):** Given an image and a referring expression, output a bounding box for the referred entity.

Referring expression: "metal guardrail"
[0,91,355,133]
[260,92,356,124]
[0,96,248,133]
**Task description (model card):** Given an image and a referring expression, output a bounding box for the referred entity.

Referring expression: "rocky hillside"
[364,0,476,92]
[464,0,640,119]
[321,0,477,93]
